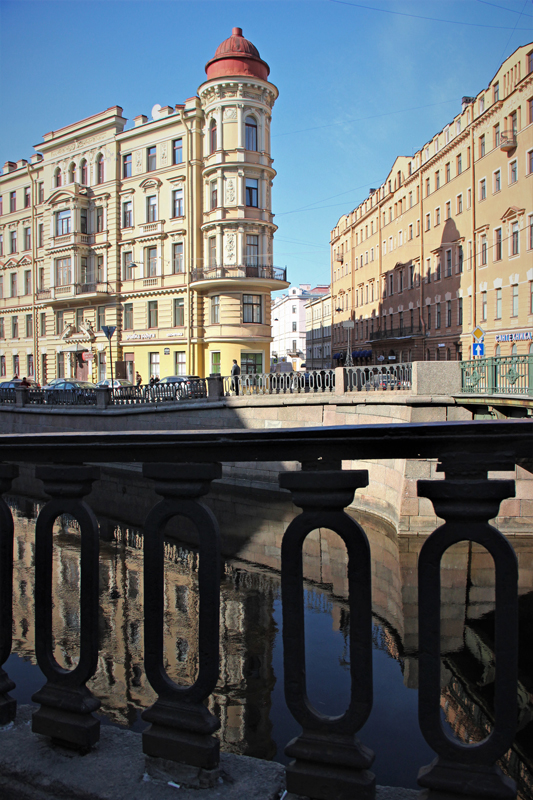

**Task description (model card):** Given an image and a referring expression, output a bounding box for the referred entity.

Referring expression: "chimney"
[133,114,148,127]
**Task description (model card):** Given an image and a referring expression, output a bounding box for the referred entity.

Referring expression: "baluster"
[0,464,19,724]
[142,463,222,783]
[279,465,375,800]
[417,454,518,799]
[32,466,101,750]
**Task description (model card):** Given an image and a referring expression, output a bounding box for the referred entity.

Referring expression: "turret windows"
[211,296,220,324]
[246,178,258,207]
[54,168,62,188]
[243,294,262,323]
[80,160,88,185]
[245,116,257,150]
[96,155,104,184]
[68,163,76,184]
[208,237,216,267]
[210,181,217,210]
[245,235,259,267]
[210,120,217,154]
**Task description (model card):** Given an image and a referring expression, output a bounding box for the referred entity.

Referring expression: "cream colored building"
[305,292,332,369]
[330,43,533,366]
[0,27,287,384]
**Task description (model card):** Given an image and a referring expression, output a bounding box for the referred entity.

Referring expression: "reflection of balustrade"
[0,420,530,796]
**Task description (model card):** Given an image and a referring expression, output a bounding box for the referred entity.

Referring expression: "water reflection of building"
[10,507,278,758]
[7,485,533,796]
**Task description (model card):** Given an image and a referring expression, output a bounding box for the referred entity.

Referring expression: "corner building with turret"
[0,27,287,384]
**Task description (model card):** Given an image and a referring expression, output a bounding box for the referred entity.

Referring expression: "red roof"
[205,27,270,81]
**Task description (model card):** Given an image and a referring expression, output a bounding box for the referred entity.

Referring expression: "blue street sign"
[102,326,116,340]
[473,342,485,357]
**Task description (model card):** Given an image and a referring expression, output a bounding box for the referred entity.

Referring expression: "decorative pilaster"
[279,467,375,800]
[32,466,101,750]
[0,464,19,725]
[141,463,222,773]
[417,454,518,799]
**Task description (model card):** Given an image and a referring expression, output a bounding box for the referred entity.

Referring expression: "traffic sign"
[472,326,485,342]
[473,342,485,357]
[102,326,116,340]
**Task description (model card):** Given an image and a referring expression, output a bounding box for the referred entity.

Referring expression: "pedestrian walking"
[136,371,142,386]
[231,359,241,395]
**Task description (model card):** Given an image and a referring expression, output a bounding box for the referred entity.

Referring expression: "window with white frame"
[511,284,519,317]
[511,222,519,255]
[172,242,184,273]
[174,297,185,326]
[479,179,486,201]
[123,250,134,280]
[245,235,259,267]
[175,351,186,376]
[481,235,487,266]
[145,246,157,277]
[494,169,501,193]
[122,201,133,228]
[245,116,258,151]
[211,295,220,324]
[55,257,72,286]
[243,294,262,323]
[173,189,184,217]
[245,178,258,207]
[147,195,157,222]
[56,210,71,236]
[509,160,517,184]
[494,228,502,261]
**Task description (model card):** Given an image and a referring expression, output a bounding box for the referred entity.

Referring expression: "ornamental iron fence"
[461,355,533,396]
[0,420,530,799]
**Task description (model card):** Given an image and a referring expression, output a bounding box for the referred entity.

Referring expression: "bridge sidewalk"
[0,706,420,799]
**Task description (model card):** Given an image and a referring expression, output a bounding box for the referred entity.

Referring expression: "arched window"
[511,344,517,356]
[96,154,104,185]
[80,160,88,185]
[495,344,501,357]
[68,163,76,184]
[54,168,62,188]
[245,116,258,150]
[209,120,217,154]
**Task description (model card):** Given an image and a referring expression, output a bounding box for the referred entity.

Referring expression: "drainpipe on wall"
[179,108,194,376]
[26,162,39,384]
[470,116,477,334]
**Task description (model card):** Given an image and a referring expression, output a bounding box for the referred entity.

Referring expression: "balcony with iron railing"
[191,264,287,284]
[0,419,531,799]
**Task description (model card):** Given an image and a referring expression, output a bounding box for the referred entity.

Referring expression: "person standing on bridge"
[231,359,241,395]
[136,371,142,387]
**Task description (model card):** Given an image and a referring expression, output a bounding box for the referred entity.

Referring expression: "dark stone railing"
[0,420,531,797]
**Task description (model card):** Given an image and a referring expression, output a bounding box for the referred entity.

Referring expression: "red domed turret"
[205,27,270,81]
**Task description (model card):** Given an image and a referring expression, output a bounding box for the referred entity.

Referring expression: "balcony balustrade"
[191,264,287,282]
[0,420,530,798]
[499,131,517,151]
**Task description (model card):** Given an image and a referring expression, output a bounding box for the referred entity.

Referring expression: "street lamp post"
[336,308,354,367]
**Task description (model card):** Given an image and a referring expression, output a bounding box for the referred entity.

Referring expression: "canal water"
[4,474,533,797]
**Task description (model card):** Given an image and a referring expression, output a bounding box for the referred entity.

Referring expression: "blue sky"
[1,0,532,289]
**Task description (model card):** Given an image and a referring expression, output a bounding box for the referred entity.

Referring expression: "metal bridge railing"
[0,420,530,798]
[461,355,533,396]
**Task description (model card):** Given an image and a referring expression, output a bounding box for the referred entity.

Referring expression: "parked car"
[96,379,133,388]
[0,378,40,389]
[157,375,207,399]
[43,380,98,405]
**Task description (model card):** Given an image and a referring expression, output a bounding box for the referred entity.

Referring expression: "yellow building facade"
[0,27,287,384]
[331,43,533,365]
